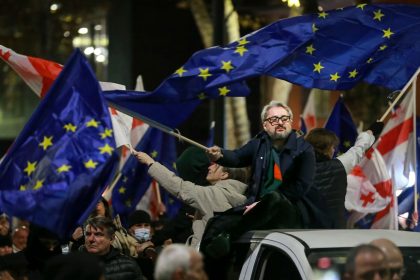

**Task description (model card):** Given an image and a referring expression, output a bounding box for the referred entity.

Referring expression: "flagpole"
[379,68,420,122]
[107,101,209,151]
[413,74,418,214]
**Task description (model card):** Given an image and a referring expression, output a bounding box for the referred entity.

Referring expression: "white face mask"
[134,228,151,242]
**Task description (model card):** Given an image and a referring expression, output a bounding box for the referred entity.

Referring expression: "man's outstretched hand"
[206,146,223,162]
[132,150,155,166]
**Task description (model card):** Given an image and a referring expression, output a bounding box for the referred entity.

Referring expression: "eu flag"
[104,4,420,128]
[112,127,181,222]
[0,50,119,239]
[325,96,358,155]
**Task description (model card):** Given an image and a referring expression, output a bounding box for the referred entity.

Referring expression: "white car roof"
[242,229,420,249]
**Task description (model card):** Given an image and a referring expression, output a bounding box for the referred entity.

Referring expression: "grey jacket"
[148,162,248,248]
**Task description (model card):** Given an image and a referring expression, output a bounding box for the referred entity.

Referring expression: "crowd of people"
[0,100,417,279]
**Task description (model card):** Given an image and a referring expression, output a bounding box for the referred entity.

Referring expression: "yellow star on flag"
[175,66,187,77]
[19,185,27,191]
[100,128,113,139]
[312,23,318,33]
[373,10,384,21]
[234,45,248,56]
[125,200,132,207]
[24,161,37,176]
[305,44,316,55]
[313,62,324,73]
[379,45,387,51]
[318,11,328,19]
[57,164,71,173]
[197,93,207,100]
[172,162,177,170]
[237,38,249,46]
[150,150,158,158]
[218,86,231,96]
[367,57,373,64]
[63,123,77,132]
[198,68,212,81]
[382,28,394,39]
[330,72,341,82]
[99,144,114,155]
[348,69,358,78]
[221,60,234,72]
[357,3,367,10]
[86,119,100,128]
[39,136,53,151]
[33,179,45,190]
[119,187,126,194]
[84,159,98,169]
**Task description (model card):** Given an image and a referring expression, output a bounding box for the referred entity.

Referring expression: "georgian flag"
[346,148,393,213]
[346,78,416,229]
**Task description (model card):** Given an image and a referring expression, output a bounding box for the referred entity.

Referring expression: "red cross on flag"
[346,148,393,213]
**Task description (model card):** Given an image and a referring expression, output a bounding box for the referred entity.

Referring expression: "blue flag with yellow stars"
[0,50,119,239]
[324,96,357,155]
[112,127,181,223]
[103,4,420,128]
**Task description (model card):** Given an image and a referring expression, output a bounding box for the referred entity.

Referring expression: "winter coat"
[218,130,322,228]
[95,246,142,280]
[308,154,347,229]
[148,162,248,248]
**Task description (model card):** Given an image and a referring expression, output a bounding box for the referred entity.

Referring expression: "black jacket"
[309,153,348,228]
[219,130,323,227]
[81,246,143,280]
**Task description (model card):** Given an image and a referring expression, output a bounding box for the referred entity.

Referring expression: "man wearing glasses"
[207,100,321,230]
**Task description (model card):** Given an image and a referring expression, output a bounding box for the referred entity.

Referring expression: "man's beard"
[268,126,291,140]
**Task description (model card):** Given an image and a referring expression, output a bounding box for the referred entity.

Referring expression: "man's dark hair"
[84,216,116,238]
[305,128,339,157]
[345,244,386,273]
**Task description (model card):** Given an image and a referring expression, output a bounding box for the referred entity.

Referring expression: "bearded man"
[207,100,317,232]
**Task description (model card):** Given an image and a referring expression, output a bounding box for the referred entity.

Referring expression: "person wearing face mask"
[127,210,156,280]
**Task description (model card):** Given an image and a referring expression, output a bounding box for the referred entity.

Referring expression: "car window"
[399,247,420,280]
[307,248,348,276]
[252,244,302,280]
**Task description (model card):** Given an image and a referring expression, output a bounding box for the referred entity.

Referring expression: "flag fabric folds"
[346,148,396,229]
[324,96,358,155]
[0,45,132,147]
[0,50,119,238]
[103,4,420,128]
[375,86,416,190]
[346,148,393,213]
[346,74,418,229]
[112,127,181,223]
